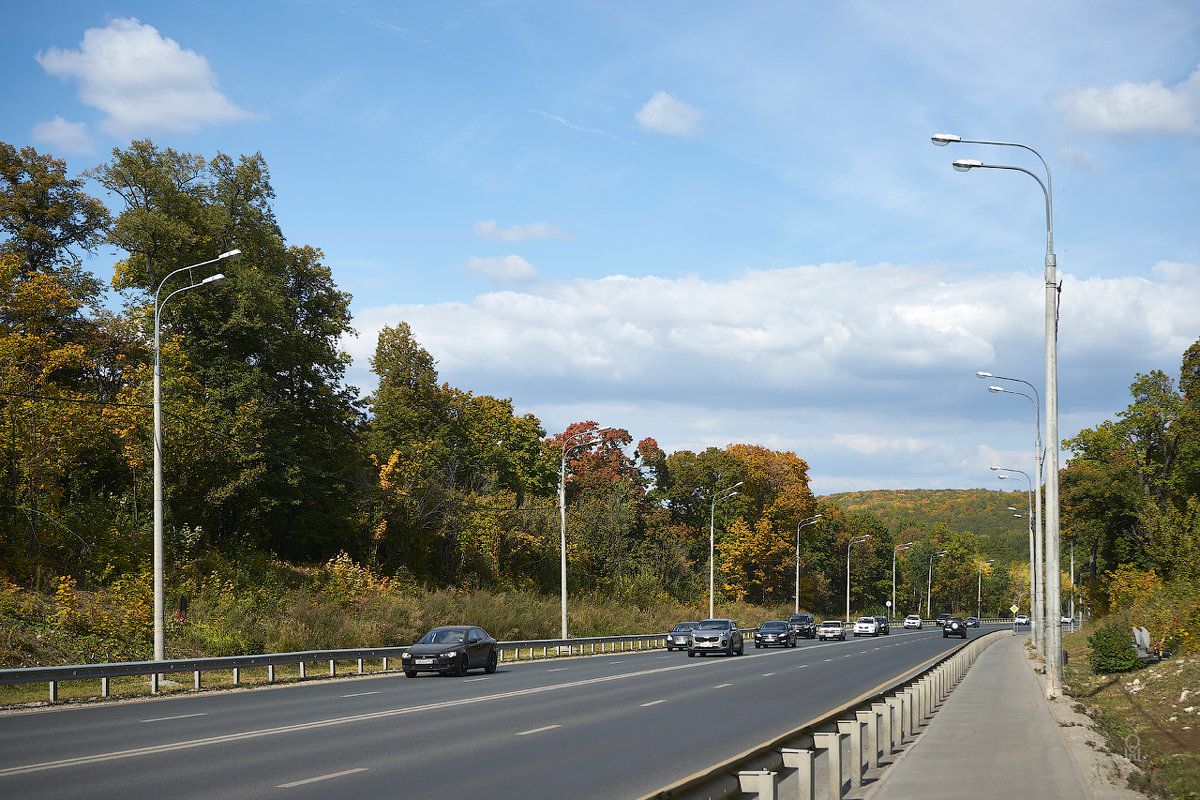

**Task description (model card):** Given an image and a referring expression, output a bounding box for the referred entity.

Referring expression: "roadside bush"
[1087,623,1142,673]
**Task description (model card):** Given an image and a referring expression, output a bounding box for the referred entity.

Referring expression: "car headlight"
[438,650,461,660]
[401,652,412,660]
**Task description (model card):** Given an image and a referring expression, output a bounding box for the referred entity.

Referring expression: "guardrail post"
[101,677,110,698]
[811,731,846,800]
[194,670,201,690]
[358,658,364,674]
[329,659,336,677]
[781,748,815,800]
[299,661,307,679]
[885,695,903,749]
[268,664,276,682]
[836,718,863,790]
[856,709,879,770]
[232,667,240,685]
[151,672,159,695]
[737,770,777,799]
[48,680,57,703]
[871,702,892,761]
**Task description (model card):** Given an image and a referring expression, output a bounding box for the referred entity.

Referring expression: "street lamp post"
[926,550,948,619]
[846,534,871,622]
[994,466,1041,655]
[794,514,823,614]
[893,542,913,618]
[979,371,1044,641]
[559,430,600,640]
[977,559,995,619]
[153,249,238,662]
[935,132,1062,697]
[709,482,742,619]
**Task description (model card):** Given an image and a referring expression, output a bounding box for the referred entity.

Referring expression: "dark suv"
[942,616,968,639]
[787,613,817,639]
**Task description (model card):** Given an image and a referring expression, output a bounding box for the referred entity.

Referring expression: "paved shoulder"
[868,634,1089,800]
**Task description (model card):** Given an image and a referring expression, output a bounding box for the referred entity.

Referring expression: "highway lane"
[0,625,1004,799]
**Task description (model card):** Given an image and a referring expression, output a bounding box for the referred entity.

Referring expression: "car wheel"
[688,650,695,658]
[454,654,469,676]
[755,643,761,649]
[737,640,744,655]
[484,649,498,674]
[404,668,417,678]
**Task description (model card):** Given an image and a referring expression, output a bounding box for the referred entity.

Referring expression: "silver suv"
[688,619,744,657]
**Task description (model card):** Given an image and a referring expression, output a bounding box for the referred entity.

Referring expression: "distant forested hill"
[821,488,1032,562]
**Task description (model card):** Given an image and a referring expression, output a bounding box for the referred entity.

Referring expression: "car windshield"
[696,620,730,630]
[671,623,697,632]
[760,621,786,630]
[418,629,465,644]
[821,621,843,627]
[907,615,920,619]
[857,617,875,623]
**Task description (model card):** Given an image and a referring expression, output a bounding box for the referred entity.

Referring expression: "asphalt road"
[0,625,996,800]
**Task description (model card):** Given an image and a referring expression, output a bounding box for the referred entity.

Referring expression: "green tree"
[92,142,365,562]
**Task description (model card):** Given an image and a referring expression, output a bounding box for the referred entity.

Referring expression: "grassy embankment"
[1063,623,1200,799]
[1,552,799,707]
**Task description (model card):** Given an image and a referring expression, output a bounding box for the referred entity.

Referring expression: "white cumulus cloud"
[31,115,93,154]
[35,17,256,138]
[635,91,705,137]
[1053,64,1200,135]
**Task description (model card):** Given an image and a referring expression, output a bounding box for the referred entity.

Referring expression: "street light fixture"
[936,131,1062,697]
[794,515,823,614]
[153,249,239,662]
[846,534,871,623]
[893,541,913,618]
[926,549,948,619]
[994,466,1042,655]
[709,482,742,619]
[559,430,600,639]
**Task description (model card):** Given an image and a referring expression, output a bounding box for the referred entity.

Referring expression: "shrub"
[1087,623,1142,673]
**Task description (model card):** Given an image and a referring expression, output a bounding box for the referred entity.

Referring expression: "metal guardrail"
[0,634,668,702]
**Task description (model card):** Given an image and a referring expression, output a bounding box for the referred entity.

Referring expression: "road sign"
[1010,604,1020,614]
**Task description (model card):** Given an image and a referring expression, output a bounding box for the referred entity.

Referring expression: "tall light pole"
[709,482,742,619]
[935,132,1062,696]
[979,371,1044,640]
[994,466,1041,655]
[846,534,871,622]
[977,559,995,619]
[153,249,238,662]
[794,514,823,614]
[559,430,599,639]
[926,549,948,619]
[893,542,913,618]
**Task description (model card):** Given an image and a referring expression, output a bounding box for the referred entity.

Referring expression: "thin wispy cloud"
[474,220,574,242]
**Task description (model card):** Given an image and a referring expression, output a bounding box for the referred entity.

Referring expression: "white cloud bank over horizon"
[340,259,1200,495]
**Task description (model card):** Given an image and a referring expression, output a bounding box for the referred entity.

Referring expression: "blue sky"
[4,1,1199,495]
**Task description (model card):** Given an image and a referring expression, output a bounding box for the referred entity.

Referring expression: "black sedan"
[942,617,968,639]
[402,626,499,677]
[754,620,796,648]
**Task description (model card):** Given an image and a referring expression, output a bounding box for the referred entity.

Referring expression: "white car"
[1015,614,1031,625]
[853,616,880,637]
[817,620,846,641]
[903,614,923,629]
